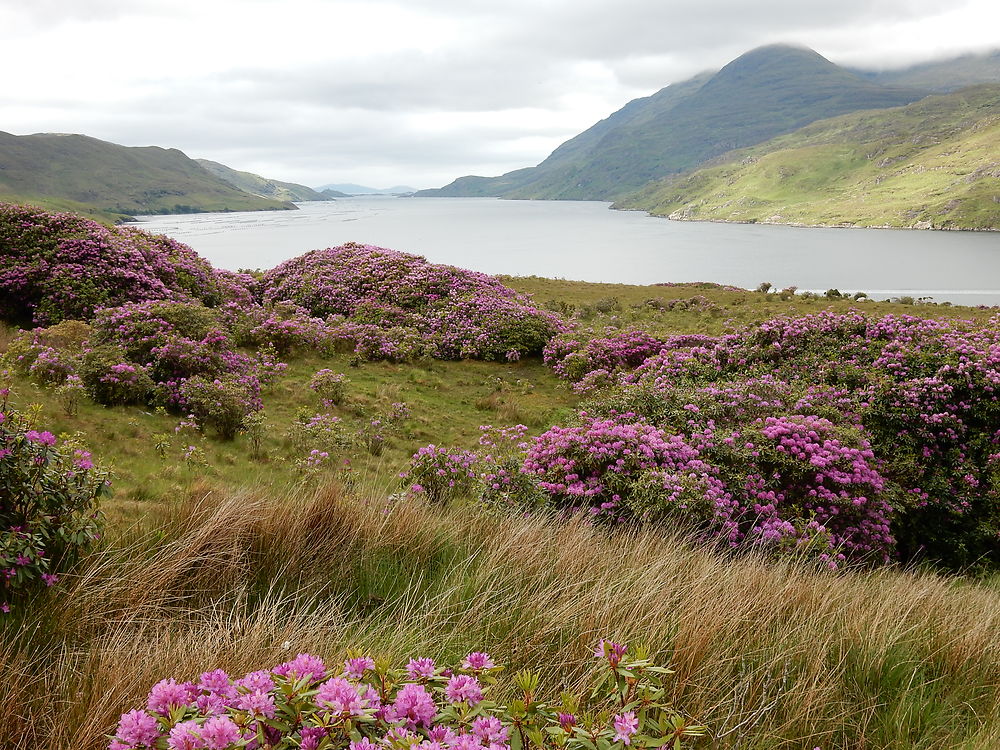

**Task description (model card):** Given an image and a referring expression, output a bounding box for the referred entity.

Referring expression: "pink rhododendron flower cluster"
[111,644,705,750]
[0,203,233,326]
[533,311,1000,570]
[259,243,566,361]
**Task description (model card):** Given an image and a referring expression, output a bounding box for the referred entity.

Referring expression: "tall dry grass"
[2,483,999,749]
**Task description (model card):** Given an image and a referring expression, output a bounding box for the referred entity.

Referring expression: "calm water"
[127,197,1000,306]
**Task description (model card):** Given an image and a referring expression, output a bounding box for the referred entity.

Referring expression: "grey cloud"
[0,0,994,187]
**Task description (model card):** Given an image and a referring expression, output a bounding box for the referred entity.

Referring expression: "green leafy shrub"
[0,404,108,612]
[179,375,263,441]
[78,346,155,406]
[286,410,351,458]
[309,369,350,406]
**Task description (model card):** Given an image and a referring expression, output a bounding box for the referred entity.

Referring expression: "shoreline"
[611,204,1000,233]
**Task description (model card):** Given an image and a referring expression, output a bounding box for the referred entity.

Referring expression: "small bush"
[309,369,349,406]
[1,405,108,611]
[55,375,86,417]
[404,444,479,504]
[239,411,268,460]
[286,410,350,457]
[179,375,262,441]
[79,346,155,406]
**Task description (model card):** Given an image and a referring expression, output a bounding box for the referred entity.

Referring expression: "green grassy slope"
[195,158,331,202]
[616,85,1000,230]
[0,132,295,221]
[418,45,924,200]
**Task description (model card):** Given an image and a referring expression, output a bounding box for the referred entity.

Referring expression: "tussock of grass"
[3,484,999,749]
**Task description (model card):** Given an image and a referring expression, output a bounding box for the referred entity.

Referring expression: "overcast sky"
[1,0,998,190]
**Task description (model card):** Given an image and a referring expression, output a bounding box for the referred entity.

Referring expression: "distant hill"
[321,188,350,198]
[318,183,416,195]
[0,132,294,222]
[856,49,1000,93]
[615,85,1000,230]
[417,44,925,200]
[195,159,330,202]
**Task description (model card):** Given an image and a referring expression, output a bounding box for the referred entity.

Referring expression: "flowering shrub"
[395,311,1000,570]
[79,300,278,420]
[260,243,564,361]
[404,445,479,503]
[110,642,705,750]
[430,295,563,361]
[544,330,667,383]
[553,312,1000,570]
[348,324,434,363]
[79,347,156,406]
[1,402,108,611]
[286,411,350,458]
[56,374,86,417]
[474,425,545,509]
[522,415,745,538]
[88,301,234,382]
[310,369,350,407]
[5,331,73,386]
[239,412,268,460]
[0,203,229,326]
[226,302,328,355]
[349,402,408,457]
[179,376,263,441]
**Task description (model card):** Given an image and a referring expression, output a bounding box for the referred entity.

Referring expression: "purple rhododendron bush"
[0,203,240,326]
[110,642,704,750]
[259,243,566,361]
[410,311,1000,572]
[1,392,109,613]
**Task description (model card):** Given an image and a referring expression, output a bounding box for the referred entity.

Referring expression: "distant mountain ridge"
[0,132,295,222]
[195,159,330,203]
[417,45,928,201]
[318,183,416,195]
[857,48,1000,92]
[615,84,1000,230]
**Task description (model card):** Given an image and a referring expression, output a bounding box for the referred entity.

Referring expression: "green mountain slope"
[418,45,925,200]
[0,132,294,221]
[615,85,1000,230]
[195,159,330,203]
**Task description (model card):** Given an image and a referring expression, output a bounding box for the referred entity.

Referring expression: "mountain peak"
[709,44,840,84]
[419,43,926,201]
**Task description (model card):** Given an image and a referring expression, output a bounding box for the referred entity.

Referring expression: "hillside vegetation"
[418,45,924,200]
[3,206,1000,748]
[616,85,1000,229]
[196,159,331,203]
[0,132,294,221]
